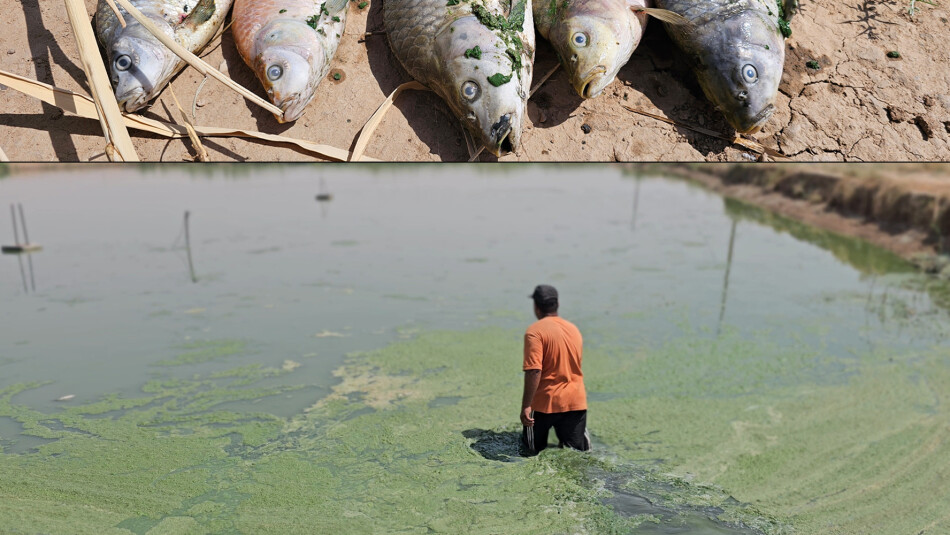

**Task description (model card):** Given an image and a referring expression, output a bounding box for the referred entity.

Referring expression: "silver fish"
[384,0,535,156]
[232,0,347,123]
[533,0,682,99]
[95,0,232,112]
[655,0,786,133]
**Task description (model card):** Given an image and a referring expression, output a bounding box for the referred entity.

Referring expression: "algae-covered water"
[2,165,949,534]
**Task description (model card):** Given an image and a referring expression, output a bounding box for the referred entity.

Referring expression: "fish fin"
[182,0,216,29]
[631,7,688,25]
[324,0,349,15]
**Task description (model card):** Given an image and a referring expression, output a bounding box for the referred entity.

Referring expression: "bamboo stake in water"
[184,211,197,283]
[10,204,20,246]
[63,0,139,161]
[717,218,738,335]
[17,204,30,245]
[111,0,283,118]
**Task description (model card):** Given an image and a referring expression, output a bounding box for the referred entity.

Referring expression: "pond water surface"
[1,165,948,534]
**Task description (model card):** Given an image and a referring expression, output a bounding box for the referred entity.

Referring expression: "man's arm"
[521,370,540,426]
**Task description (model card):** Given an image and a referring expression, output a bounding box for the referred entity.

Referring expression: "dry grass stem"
[111,0,284,118]
[620,104,787,160]
[530,64,560,98]
[169,86,209,161]
[350,81,429,161]
[0,70,373,161]
[103,0,127,27]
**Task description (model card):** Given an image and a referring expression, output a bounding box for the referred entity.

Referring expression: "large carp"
[384,0,535,156]
[95,0,232,112]
[232,0,347,122]
[655,0,787,133]
[533,0,683,99]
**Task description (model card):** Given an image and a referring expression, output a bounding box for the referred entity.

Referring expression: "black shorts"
[522,410,590,456]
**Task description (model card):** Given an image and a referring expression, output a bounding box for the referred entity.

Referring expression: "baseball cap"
[529,285,558,304]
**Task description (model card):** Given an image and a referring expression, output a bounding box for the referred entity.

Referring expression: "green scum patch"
[2,327,948,533]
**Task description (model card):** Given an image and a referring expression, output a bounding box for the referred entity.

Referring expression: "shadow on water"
[723,197,914,275]
[598,471,763,535]
[463,429,771,534]
[463,428,524,462]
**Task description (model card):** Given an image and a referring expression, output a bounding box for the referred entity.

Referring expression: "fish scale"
[385,1,448,84]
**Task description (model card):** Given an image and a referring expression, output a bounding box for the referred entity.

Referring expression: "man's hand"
[520,406,534,427]
[521,369,540,427]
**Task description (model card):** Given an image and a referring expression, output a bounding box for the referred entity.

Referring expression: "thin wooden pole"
[17,255,28,293]
[717,219,738,335]
[63,0,139,161]
[17,204,30,244]
[10,204,20,245]
[26,253,36,292]
[184,211,197,283]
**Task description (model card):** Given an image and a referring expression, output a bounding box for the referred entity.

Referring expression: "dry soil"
[1,0,948,161]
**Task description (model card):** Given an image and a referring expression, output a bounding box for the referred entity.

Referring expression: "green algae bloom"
[3,324,950,534]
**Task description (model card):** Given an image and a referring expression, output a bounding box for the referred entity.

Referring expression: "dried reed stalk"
[110,0,284,118]
[169,86,209,161]
[63,0,138,161]
[350,81,429,162]
[620,104,787,160]
[530,64,560,98]
[103,0,127,27]
[1,70,373,161]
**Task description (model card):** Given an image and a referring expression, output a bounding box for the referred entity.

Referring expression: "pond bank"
[658,164,950,270]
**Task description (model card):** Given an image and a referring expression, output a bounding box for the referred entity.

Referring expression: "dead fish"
[533,0,684,99]
[654,0,786,133]
[385,0,535,156]
[55,394,75,402]
[232,0,347,122]
[95,0,233,112]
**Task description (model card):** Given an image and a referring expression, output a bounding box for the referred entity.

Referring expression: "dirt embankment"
[663,164,950,268]
[0,0,948,161]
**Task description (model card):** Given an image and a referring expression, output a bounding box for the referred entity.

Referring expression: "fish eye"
[572,32,589,47]
[114,55,132,72]
[741,64,758,84]
[267,64,283,81]
[461,80,479,101]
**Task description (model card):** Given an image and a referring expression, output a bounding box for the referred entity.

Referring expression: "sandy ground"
[0,0,948,161]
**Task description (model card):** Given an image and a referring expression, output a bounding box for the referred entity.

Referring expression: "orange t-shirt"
[523,316,587,414]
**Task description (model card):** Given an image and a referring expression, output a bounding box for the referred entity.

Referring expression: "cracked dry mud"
[0,0,947,161]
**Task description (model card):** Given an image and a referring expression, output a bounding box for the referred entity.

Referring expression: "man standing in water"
[521,284,590,455]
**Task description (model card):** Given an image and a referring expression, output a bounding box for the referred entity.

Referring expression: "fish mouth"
[487,113,514,156]
[116,88,148,113]
[275,95,311,123]
[735,104,775,134]
[577,66,608,99]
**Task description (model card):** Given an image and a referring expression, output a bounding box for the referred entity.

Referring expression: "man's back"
[523,316,586,414]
